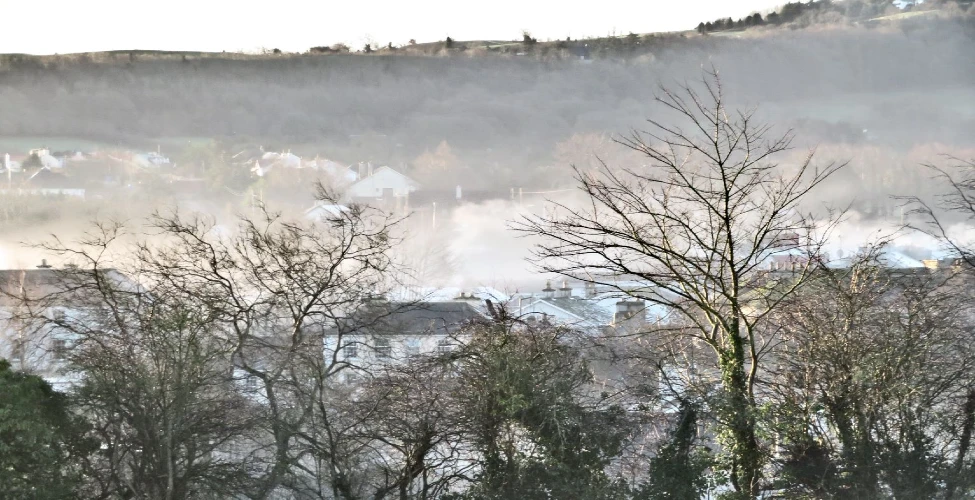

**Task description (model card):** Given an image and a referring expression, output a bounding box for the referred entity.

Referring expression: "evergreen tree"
[0,359,95,498]
[635,402,713,500]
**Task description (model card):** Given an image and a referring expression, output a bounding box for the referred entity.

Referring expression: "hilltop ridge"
[2,1,970,66]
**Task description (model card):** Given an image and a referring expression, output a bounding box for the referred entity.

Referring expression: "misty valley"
[2,2,975,499]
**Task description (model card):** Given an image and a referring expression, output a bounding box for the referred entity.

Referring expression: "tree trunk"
[719,320,762,498]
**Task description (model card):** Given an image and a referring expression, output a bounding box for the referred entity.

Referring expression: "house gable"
[346,166,419,199]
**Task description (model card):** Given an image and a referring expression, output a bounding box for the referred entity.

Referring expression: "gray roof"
[343,301,486,336]
[0,268,137,307]
[27,168,82,189]
[544,297,615,326]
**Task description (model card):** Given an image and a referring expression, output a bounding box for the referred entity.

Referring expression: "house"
[511,281,612,330]
[28,148,65,169]
[234,299,489,391]
[391,286,509,310]
[0,263,138,390]
[133,152,171,168]
[24,148,64,169]
[303,201,350,221]
[251,151,302,176]
[324,300,487,382]
[345,166,420,200]
[509,280,672,332]
[311,158,358,185]
[6,167,87,198]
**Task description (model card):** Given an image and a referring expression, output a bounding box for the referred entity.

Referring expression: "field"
[0,136,115,154]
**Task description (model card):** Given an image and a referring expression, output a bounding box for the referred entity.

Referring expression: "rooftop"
[0,266,137,307]
[341,300,487,336]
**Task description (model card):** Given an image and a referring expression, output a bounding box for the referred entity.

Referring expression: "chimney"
[614,300,647,328]
[541,280,555,299]
[368,162,374,178]
[585,281,597,298]
[555,279,572,299]
[37,259,52,269]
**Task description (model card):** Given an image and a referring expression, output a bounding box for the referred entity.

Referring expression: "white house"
[316,159,359,185]
[250,151,303,177]
[303,201,350,221]
[0,264,138,390]
[133,152,171,168]
[390,286,509,309]
[345,166,419,200]
[510,279,676,332]
[26,148,63,169]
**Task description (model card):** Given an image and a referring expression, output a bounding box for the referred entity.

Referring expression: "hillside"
[0,11,972,198]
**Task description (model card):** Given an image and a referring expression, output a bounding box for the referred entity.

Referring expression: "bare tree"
[439,307,631,499]
[516,70,843,496]
[905,157,975,266]
[10,224,260,499]
[901,156,975,500]
[17,184,408,499]
[767,243,975,498]
[350,358,470,499]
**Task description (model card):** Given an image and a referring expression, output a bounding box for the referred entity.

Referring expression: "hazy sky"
[4,0,786,54]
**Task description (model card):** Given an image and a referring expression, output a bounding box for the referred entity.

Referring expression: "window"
[343,342,359,359]
[373,338,392,358]
[436,338,453,354]
[52,309,66,322]
[404,338,421,356]
[51,338,68,361]
[245,376,259,390]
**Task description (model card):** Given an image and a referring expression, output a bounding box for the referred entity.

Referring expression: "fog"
[2,15,974,286]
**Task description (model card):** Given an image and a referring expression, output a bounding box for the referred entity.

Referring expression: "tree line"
[2,73,975,498]
[694,0,958,34]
